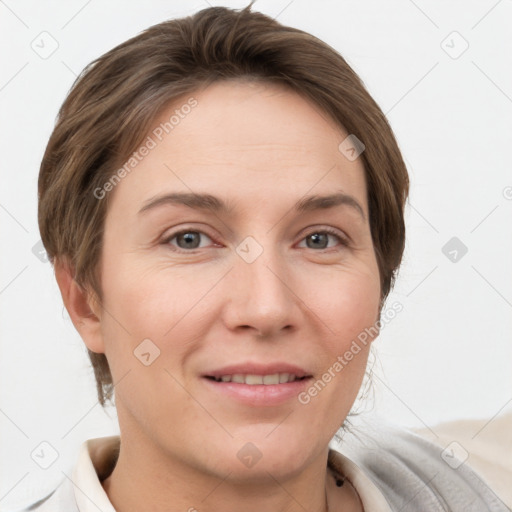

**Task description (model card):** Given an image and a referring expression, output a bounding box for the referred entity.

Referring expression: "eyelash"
[161,227,350,253]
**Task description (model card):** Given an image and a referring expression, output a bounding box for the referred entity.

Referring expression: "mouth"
[204,373,309,385]
[201,365,313,406]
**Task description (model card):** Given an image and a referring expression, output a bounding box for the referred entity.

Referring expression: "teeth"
[263,374,279,385]
[246,374,263,385]
[211,373,303,385]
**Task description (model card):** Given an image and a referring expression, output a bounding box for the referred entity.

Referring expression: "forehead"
[154,79,348,159]
[108,80,367,213]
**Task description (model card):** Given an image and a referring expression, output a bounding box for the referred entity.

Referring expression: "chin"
[212,432,314,479]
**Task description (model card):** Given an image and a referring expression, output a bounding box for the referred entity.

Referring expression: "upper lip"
[203,362,311,379]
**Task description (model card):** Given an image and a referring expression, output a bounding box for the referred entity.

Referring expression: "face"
[90,80,381,480]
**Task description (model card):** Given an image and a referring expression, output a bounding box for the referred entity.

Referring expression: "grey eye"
[305,232,330,249]
[166,230,213,250]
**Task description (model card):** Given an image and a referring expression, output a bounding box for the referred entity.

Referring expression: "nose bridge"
[226,235,296,335]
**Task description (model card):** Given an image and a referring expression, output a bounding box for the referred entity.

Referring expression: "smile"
[206,373,308,385]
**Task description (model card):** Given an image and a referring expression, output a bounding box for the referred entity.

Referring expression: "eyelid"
[161,224,350,252]
[298,226,351,248]
[161,226,217,250]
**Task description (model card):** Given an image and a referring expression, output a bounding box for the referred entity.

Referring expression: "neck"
[102,444,331,512]
[100,409,362,512]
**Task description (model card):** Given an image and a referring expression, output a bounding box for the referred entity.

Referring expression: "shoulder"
[14,477,77,511]
[15,435,119,512]
[335,416,510,512]
[414,411,512,509]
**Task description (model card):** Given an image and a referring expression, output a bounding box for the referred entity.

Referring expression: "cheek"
[101,250,380,364]
[101,258,205,336]
[298,272,379,424]
[307,267,381,350]
[98,258,223,391]
[98,264,190,416]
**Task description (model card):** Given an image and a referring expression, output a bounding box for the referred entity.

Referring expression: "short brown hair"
[38,3,409,407]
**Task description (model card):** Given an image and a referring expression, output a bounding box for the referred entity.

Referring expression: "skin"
[56,79,381,512]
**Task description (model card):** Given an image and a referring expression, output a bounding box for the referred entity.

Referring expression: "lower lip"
[202,377,312,406]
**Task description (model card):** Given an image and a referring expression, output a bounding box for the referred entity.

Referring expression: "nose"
[221,244,298,338]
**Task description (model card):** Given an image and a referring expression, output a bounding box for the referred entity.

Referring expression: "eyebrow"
[138,191,366,221]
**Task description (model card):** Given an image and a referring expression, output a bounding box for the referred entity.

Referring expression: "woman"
[25,3,508,511]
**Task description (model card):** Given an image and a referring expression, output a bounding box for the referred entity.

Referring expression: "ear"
[54,259,106,354]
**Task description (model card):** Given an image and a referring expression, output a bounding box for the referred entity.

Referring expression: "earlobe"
[54,259,106,354]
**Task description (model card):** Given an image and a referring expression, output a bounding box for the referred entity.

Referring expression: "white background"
[1,0,511,508]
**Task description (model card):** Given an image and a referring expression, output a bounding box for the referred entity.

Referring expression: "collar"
[72,436,119,512]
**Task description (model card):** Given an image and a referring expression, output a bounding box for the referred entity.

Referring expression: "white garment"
[15,419,510,512]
